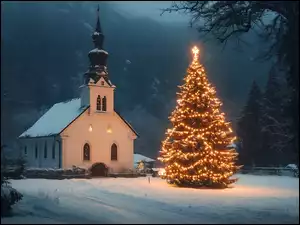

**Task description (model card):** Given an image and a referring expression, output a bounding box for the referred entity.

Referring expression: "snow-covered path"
[1,175,299,224]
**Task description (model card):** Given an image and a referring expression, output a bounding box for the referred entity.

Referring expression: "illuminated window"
[111,143,117,161]
[102,96,107,111]
[96,95,101,111]
[83,143,90,161]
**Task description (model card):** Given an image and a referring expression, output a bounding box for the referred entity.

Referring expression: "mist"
[112,1,190,23]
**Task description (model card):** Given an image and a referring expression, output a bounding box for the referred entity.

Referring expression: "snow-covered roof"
[134,154,155,164]
[19,98,88,138]
[89,48,108,55]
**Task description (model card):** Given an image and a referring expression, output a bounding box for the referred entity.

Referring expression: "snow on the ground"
[1,175,299,224]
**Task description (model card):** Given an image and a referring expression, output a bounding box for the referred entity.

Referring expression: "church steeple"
[80,5,115,111]
[84,5,110,85]
[92,5,104,49]
[95,5,102,33]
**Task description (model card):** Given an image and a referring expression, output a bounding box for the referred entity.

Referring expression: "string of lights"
[158,46,242,188]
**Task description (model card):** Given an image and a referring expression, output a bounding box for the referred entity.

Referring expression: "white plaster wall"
[19,137,60,168]
[89,77,115,113]
[61,110,136,172]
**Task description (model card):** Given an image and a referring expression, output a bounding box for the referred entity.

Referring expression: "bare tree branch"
[160,1,294,61]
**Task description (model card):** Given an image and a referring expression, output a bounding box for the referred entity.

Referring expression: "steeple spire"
[92,4,104,49]
[84,4,110,85]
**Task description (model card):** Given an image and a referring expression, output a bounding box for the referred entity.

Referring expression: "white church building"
[18,7,138,174]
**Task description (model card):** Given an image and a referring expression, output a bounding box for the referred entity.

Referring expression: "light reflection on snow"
[3,174,298,224]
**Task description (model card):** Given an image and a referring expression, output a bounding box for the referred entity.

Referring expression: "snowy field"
[1,174,299,224]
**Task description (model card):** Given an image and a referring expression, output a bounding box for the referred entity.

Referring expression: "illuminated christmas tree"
[159,46,241,188]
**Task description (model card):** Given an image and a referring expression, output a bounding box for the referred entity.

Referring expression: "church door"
[90,162,108,177]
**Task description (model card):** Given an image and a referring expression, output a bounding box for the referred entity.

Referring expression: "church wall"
[89,79,114,113]
[19,136,60,169]
[16,6,137,173]
[60,110,136,172]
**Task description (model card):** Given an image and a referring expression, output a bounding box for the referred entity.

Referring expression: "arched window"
[111,143,117,161]
[83,143,90,161]
[102,96,107,111]
[96,95,101,111]
[44,142,47,158]
[35,143,38,159]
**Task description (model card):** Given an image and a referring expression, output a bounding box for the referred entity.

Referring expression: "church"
[18,7,138,173]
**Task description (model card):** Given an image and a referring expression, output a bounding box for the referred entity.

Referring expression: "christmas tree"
[159,46,241,188]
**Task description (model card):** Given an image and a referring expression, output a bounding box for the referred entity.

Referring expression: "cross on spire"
[85,4,109,85]
[91,4,104,49]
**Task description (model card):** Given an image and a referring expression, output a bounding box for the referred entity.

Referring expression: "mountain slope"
[1,2,271,157]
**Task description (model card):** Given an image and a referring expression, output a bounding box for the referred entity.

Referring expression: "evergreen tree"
[260,66,288,166]
[236,81,262,167]
[1,144,23,217]
[159,46,240,188]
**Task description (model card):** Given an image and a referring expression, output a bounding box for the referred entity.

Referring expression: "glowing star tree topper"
[158,45,241,189]
[192,46,199,62]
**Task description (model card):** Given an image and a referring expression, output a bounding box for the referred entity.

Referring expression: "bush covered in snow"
[285,164,299,177]
[1,145,24,216]
[25,168,64,179]
[108,168,146,178]
[24,166,91,179]
[65,166,89,175]
[1,169,23,217]
[1,183,23,217]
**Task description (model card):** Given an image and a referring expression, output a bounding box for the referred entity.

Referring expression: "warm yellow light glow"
[158,168,166,176]
[107,126,112,134]
[192,46,199,57]
[89,124,93,132]
[192,46,199,63]
[158,45,241,188]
